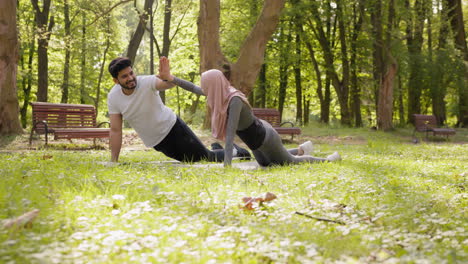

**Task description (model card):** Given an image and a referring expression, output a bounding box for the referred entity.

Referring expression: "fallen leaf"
[240,192,277,210]
[42,155,53,160]
[2,209,40,229]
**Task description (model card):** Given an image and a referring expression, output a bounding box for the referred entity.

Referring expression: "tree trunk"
[80,13,86,104]
[20,36,35,128]
[198,0,286,95]
[377,56,398,131]
[294,32,303,125]
[292,0,303,124]
[305,39,329,123]
[197,0,229,72]
[406,0,426,124]
[349,0,364,127]
[160,0,172,103]
[370,0,383,114]
[430,3,449,126]
[335,0,351,125]
[96,17,111,115]
[61,0,71,103]
[256,63,267,108]
[376,0,398,130]
[127,0,154,63]
[309,0,351,125]
[31,0,54,102]
[447,0,468,127]
[0,0,23,134]
[277,23,291,116]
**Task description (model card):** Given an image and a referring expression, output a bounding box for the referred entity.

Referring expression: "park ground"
[0,124,467,263]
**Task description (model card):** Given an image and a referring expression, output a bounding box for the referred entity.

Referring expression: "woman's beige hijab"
[201,69,250,140]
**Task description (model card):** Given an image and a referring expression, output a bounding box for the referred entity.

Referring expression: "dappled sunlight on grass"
[0,130,467,263]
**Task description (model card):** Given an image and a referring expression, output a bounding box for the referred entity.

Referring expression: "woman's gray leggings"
[252,120,327,167]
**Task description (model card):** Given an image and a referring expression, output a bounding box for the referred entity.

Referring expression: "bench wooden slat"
[30,102,110,146]
[252,108,301,138]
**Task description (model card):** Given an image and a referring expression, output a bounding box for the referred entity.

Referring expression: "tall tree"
[60,0,71,103]
[0,0,23,134]
[447,0,468,127]
[127,0,154,63]
[291,0,304,124]
[18,0,36,128]
[406,0,426,124]
[277,22,292,116]
[377,0,398,131]
[349,0,365,127]
[309,0,351,125]
[198,0,286,95]
[31,0,54,102]
[80,13,87,104]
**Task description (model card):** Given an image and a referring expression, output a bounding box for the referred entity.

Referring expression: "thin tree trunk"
[447,0,468,127]
[256,63,267,108]
[95,17,111,115]
[292,0,303,124]
[160,0,172,103]
[305,39,329,124]
[127,0,154,63]
[20,38,35,128]
[80,13,86,104]
[349,0,365,127]
[31,0,54,102]
[294,32,303,125]
[278,23,291,116]
[61,0,71,103]
[406,0,426,124]
[309,0,350,125]
[0,0,23,134]
[371,0,383,114]
[430,3,448,126]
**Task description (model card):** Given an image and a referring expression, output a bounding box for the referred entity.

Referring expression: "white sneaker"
[299,141,313,155]
[327,152,341,161]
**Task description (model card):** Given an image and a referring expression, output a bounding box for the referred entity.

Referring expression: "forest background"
[1,0,468,134]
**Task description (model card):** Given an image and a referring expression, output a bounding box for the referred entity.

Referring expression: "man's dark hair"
[108,57,132,78]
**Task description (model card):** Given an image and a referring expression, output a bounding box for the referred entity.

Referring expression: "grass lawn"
[0,125,467,263]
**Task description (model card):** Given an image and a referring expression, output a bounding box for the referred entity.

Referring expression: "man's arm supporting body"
[110,113,123,162]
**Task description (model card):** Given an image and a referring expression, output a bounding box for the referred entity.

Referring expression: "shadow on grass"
[0,133,22,148]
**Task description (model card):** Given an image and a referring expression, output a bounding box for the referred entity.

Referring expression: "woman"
[200,69,340,167]
[160,64,340,166]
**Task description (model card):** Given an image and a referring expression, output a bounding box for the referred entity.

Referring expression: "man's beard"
[120,78,137,90]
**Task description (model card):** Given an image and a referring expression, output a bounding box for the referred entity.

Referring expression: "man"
[107,56,249,163]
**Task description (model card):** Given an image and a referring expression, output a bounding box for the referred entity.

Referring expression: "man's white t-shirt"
[107,75,177,147]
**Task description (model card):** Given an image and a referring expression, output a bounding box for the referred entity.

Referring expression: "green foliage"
[15,0,468,128]
[1,129,467,262]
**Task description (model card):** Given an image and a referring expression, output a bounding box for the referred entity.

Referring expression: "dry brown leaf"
[42,155,53,160]
[2,209,40,229]
[240,192,277,210]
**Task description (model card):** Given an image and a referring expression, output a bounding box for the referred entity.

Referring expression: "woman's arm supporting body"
[224,97,256,166]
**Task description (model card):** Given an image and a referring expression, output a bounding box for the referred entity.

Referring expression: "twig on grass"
[294,211,346,225]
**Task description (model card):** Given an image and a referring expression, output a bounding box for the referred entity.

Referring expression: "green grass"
[0,127,467,263]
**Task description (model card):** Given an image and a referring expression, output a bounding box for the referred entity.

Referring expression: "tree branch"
[83,0,133,27]
[294,211,346,225]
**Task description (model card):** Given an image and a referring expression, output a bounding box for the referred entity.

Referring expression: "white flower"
[112,194,125,200]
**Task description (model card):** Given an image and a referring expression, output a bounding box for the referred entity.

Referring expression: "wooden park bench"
[29,102,110,146]
[252,108,301,140]
[413,114,456,141]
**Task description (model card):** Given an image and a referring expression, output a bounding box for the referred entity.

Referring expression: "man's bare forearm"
[110,130,122,162]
